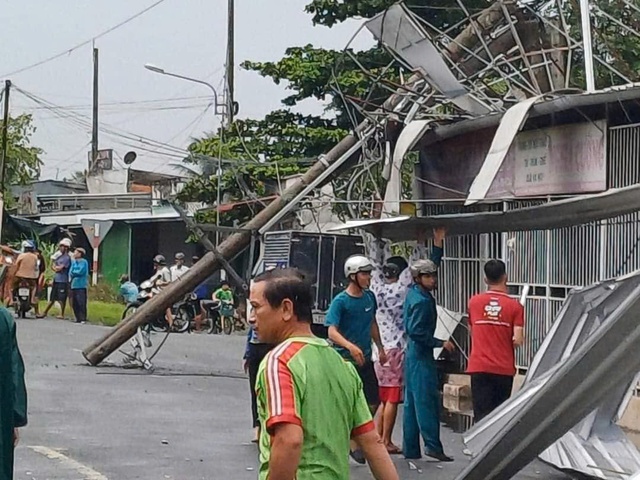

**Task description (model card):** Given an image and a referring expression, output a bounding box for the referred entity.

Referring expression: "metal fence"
[428,123,640,370]
[37,193,152,215]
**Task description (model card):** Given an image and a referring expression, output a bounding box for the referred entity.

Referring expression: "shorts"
[379,386,403,404]
[356,362,380,409]
[50,282,69,302]
[374,347,404,388]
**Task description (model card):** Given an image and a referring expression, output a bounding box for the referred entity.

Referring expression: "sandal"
[386,444,402,455]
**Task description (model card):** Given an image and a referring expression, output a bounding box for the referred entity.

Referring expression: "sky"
[1,0,374,180]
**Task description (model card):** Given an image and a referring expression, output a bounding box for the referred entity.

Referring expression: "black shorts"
[356,361,380,409]
[50,282,69,302]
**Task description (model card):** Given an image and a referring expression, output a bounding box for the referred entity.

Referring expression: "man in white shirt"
[170,252,190,282]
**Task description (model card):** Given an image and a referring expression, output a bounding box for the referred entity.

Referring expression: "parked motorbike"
[13,279,32,319]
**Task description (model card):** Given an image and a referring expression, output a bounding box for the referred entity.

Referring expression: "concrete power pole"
[82,133,361,365]
[0,80,11,243]
[226,0,234,124]
[91,48,99,170]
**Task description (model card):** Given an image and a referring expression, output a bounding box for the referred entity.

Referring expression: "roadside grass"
[38,300,124,327]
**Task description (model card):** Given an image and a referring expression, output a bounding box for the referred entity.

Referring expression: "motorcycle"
[121,280,190,333]
[191,298,221,334]
[13,279,33,319]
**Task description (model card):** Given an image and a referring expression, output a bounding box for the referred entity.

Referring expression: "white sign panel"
[512,120,606,196]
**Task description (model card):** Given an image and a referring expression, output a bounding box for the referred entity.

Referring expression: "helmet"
[344,255,374,278]
[174,252,185,260]
[383,256,408,279]
[22,240,35,251]
[410,259,438,277]
[153,254,166,266]
[59,238,72,247]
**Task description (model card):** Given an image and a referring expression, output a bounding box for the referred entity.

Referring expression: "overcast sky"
[2,0,373,180]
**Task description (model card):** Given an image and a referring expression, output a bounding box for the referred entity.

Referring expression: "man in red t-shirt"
[467,259,524,422]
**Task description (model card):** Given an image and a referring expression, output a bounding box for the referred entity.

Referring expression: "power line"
[0,0,169,78]
[16,95,212,111]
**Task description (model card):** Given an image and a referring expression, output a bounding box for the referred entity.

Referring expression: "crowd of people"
[246,227,525,478]
[0,228,525,479]
[8,238,90,324]
[120,252,237,333]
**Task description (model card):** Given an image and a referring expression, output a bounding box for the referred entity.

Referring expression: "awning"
[3,213,61,241]
[328,183,640,242]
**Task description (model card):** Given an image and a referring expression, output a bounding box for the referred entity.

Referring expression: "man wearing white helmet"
[325,252,387,464]
[402,227,454,463]
[39,238,72,319]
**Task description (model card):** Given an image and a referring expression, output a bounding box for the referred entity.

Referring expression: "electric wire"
[1,0,170,78]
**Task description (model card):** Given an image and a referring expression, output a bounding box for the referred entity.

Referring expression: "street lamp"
[144,63,226,117]
[144,62,226,248]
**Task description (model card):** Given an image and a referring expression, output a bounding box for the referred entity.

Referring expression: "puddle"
[441,395,474,433]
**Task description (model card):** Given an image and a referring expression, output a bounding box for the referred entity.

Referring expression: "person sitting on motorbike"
[14,240,40,310]
[148,255,174,328]
[213,281,235,319]
[213,281,234,310]
[119,274,139,304]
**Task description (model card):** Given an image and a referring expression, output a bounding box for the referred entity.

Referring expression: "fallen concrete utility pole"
[82,133,362,365]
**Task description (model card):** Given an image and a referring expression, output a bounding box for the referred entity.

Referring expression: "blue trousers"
[403,343,443,458]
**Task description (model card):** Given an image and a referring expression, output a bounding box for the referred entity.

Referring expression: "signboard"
[88,149,113,171]
[511,121,607,196]
[420,120,607,200]
[264,260,288,271]
[81,220,114,249]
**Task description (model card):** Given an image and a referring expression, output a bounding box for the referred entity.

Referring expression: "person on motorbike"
[119,274,139,304]
[213,281,234,317]
[170,252,189,281]
[148,255,173,328]
[13,241,40,312]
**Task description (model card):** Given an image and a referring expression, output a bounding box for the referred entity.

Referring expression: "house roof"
[128,161,202,183]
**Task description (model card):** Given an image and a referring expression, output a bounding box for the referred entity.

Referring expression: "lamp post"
[144,63,226,247]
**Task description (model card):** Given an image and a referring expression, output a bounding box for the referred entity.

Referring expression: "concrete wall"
[156,221,198,262]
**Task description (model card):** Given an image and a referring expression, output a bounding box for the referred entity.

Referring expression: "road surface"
[14,318,567,479]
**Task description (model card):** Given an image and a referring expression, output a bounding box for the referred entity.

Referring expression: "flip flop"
[386,445,402,455]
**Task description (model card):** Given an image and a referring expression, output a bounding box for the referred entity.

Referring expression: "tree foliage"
[178,111,348,225]
[4,114,43,207]
[242,46,396,125]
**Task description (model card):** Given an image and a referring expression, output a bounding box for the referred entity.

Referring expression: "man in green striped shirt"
[250,268,399,480]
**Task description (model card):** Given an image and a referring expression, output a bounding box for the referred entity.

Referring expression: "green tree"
[4,114,43,207]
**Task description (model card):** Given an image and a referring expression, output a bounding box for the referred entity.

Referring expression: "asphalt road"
[13,318,568,479]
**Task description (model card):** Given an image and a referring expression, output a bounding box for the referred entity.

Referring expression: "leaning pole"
[82,3,513,365]
[82,133,361,365]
